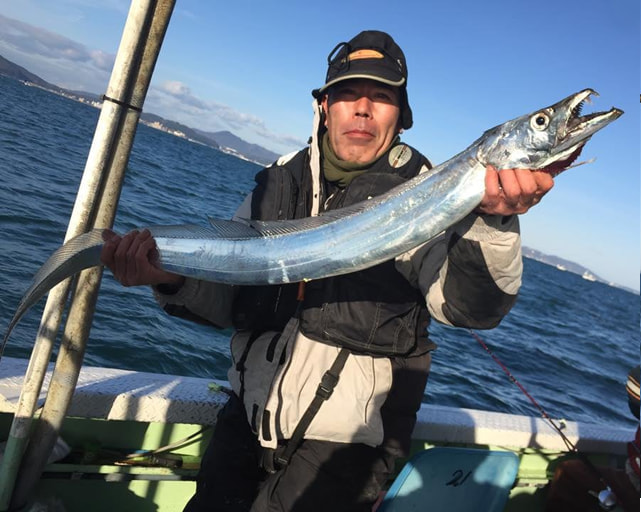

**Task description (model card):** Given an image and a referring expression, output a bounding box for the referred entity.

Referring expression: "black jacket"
[232,142,435,356]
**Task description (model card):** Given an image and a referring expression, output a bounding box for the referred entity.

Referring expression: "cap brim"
[312,74,406,98]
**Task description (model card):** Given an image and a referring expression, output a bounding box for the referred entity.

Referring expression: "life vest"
[232,141,435,356]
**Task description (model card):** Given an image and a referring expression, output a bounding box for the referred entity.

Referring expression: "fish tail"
[1,229,106,358]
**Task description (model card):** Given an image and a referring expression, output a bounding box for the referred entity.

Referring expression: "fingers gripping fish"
[1,89,622,354]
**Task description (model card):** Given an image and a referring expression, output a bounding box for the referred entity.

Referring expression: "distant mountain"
[523,247,639,294]
[523,247,606,284]
[0,55,62,92]
[205,130,279,166]
[0,54,278,165]
[139,112,220,150]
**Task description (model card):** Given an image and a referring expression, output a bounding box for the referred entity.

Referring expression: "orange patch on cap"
[348,49,384,61]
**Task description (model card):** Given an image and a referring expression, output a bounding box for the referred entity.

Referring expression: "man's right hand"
[101,228,185,288]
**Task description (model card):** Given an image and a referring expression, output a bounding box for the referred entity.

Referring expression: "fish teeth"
[572,101,584,119]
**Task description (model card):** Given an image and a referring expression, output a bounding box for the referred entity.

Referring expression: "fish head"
[477,89,623,176]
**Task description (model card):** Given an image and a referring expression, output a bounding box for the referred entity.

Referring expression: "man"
[101,30,553,511]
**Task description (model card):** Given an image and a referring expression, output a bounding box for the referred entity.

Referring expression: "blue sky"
[0,0,639,291]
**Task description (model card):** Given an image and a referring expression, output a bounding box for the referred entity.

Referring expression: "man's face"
[322,79,401,164]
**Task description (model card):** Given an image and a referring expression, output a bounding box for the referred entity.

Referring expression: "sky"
[0,0,639,291]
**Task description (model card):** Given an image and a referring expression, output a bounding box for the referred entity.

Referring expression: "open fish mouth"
[558,89,623,149]
[540,89,623,176]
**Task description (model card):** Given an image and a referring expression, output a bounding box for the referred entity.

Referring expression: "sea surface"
[0,75,638,433]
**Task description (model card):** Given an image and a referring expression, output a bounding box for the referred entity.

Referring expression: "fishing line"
[468,329,574,450]
[468,328,621,510]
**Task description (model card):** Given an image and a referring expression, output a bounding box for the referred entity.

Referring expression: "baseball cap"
[312,30,413,129]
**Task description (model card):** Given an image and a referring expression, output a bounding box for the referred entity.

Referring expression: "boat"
[0,356,633,511]
[0,1,635,511]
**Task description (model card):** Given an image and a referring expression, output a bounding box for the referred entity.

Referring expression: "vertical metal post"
[0,0,176,509]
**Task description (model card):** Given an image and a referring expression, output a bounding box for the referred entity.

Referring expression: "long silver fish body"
[149,150,486,284]
[1,89,622,350]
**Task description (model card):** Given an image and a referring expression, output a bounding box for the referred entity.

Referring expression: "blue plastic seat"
[378,447,520,512]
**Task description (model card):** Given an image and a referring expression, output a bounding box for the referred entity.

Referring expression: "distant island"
[522,247,598,282]
[0,54,279,166]
[1,54,635,294]
[521,248,637,294]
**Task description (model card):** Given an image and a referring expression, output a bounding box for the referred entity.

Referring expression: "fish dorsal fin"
[241,200,376,238]
[205,219,262,239]
[144,197,375,241]
[245,216,333,237]
[150,222,261,240]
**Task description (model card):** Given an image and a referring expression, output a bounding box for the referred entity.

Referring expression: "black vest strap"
[274,348,350,467]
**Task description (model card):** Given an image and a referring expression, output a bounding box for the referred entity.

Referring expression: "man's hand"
[476,165,554,216]
[101,228,184,288]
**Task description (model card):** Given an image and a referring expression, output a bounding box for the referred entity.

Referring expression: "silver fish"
[2,89,622,349]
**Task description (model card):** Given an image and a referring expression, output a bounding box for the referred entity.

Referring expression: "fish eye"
[530,112,550,131]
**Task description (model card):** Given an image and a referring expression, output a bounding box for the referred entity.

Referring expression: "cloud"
[160,80,191,96]
[89,49,115,72]
[0,14,305,153]
[157,79,265,129]
[158,80,208,109]
[152,80,306,152]
[0,14,113,90]
[0,15,95,64]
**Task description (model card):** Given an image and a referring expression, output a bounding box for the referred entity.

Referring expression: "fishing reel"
[588,487,618,511]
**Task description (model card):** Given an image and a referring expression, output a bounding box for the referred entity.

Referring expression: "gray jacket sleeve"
[396,212,522,329]
[151,195,254,328]
[153,278,236,329]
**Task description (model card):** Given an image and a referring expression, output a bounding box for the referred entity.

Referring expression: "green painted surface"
[1,412,207,511]
[34,479,195,512]
[0,412,628,511]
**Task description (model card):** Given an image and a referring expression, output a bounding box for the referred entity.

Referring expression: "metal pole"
[0,0,176,509]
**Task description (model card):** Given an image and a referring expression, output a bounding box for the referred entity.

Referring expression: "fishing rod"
[468,329,621,510]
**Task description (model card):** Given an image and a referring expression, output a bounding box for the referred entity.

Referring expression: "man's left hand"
[476,165,554,216]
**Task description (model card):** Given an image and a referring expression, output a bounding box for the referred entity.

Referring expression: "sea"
[0,75,639,433]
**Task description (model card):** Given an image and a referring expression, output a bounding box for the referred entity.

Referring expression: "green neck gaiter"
[322,134,374,188]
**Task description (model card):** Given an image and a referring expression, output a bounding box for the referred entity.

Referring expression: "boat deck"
[0,357,634,512]
[0,357,632,453]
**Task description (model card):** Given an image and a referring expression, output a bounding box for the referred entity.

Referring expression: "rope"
[124,426,211,459]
